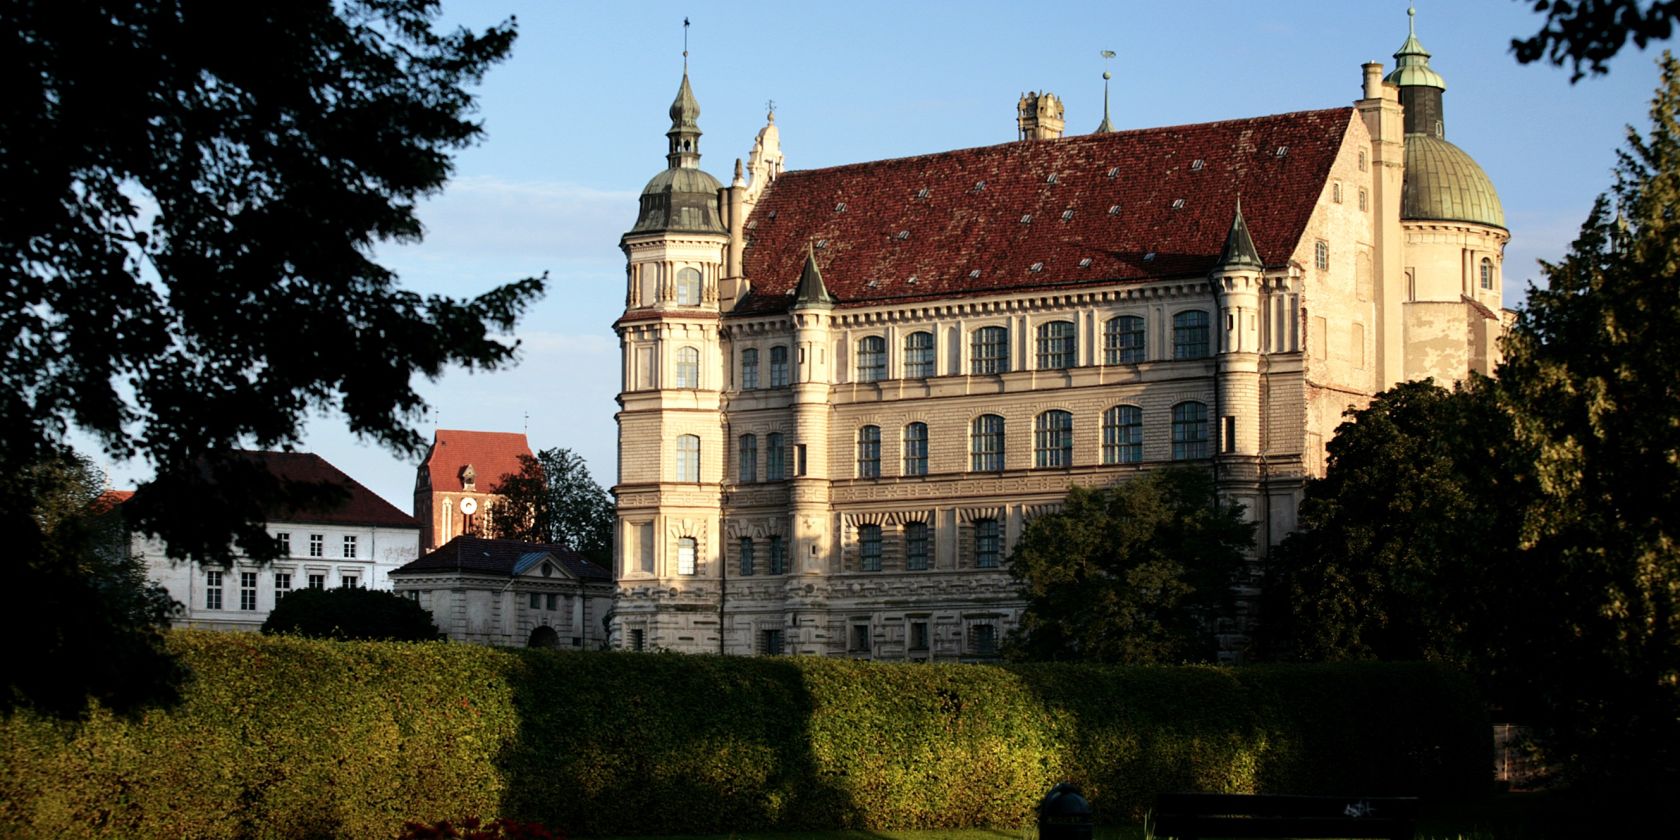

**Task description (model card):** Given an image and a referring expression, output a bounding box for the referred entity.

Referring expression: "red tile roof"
[392,535,609,581]
[91,489,134,516]
[738,108,1353,313]
[418,430,533,493]
[241,451,417,528]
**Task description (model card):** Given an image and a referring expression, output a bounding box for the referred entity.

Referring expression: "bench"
[1153,792,1419,840]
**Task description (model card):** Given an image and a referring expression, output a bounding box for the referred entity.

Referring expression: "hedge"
[0,632,1488,838]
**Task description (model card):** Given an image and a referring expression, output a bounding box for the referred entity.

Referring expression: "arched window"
[738,434,757,483]
[1480,257,1495,290]
[1172,402,1209,460]
[857,425,881,478]
[904,521,930,571]
[766,432,785,480]
[1034,410,1073,468]
[971,414,1005,471]
[904,331,935,378]
[971,326,1010,374]
[1103,405,1143,464]
[1358,149,1369,172]
[974,519,1001,569]
[675,346,699,388]
[1315,240,1330,270]
[676,434,700,482]
[856,335,886,382]
[740,348,759,390]
[1036,321,1076,369]
[1173,311,1210,359]
[859,524,883,572]
[1358,188,1368,212]
[1333,181,1343,203]
[676,267,702,306]
[1104,315,1145,364]
[677,536,697,575]
[769,345,790,387]
[903,422,928,476]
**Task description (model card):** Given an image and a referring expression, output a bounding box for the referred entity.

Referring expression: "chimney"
[1017,91,1065,140]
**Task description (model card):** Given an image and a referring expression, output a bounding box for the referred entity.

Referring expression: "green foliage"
[2,0,541,716]
[0,633,1487,838]
[1006,469,1255,664]
[260,586,443,642]
[1513,0,1680,80]
[485,448,614,564]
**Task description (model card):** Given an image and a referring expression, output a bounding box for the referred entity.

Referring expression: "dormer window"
[1191,159,1205,171]
[1171,198,1185,210]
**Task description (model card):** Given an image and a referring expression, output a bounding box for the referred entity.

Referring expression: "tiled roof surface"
[91,489,134,516]
[241,451,416,528]
[737,108,1352,313]
[419,430,533,493]
[392,535,610,581]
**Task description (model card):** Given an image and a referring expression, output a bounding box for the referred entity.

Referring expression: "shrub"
[260,586,442,641]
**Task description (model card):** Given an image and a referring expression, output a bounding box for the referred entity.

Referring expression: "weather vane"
[683,17,690,70]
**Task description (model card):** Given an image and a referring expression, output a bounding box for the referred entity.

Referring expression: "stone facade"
[390,536,614,648]
[611,14,1508,659]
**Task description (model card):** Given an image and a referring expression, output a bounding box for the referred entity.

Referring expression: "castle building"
[611,11,1507,659]
[413,429,534,552]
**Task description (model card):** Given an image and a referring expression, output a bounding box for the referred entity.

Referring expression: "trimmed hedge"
[0,633,1487,838]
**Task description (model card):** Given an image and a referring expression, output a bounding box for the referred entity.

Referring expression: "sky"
[84,1,1672,514]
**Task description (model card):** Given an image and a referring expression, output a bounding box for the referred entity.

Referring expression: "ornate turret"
[792,246,835,310]
[631,70,725,235]
[1017,91,1065,140]
[1217,199,1263,270]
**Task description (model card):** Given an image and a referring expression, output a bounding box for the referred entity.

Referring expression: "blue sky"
[87,1,1670,514]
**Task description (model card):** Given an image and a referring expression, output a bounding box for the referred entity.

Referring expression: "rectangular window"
[904,331,935,378]
[770,346,789,387]
[1174,311,1210,359]
[1104,316,1146,364]
[975,519,1001,569]
[761,628,784,655]
[274,572,292,601]
[739,537,755,576]
[546,593,558,611]
[970,326,1010,374]
[240,572,257,611]
[971,415,1005,472]
[738,434,757,483]
[796,444,808,476]
[769,536,787,575]
[1173,402,1211,460]
[905,522,930,571]
[631,628,646,652]
[859,525,882,572]
[639,523,655,573]
[740,348,760,390]
[1034,411,1074,468]
[307,573,326,590]
[856,337,886,382]
[277,532,291,556]
[529,592,542,609]
[766,433,786,480]
[340,574,359,589]
[342,535,357,559]
[677,537,697,575]
[972,624,998,657]
[1223,416,1237,454]
[850,623,871,654]
[857,426,881,478]
[1036,321,1076,369]
[1103,405,1144,465]
[676,435,700,482]
[675,347,699,389]
[903,423,928,476]
[910,621,930,651]
[308,534,323,558]
[205,570,223,610]
[1315,239,1330,270]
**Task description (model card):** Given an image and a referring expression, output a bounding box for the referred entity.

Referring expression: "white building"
[390,536,614,648]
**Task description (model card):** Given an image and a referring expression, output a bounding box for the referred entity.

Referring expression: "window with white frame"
[1172,401,1210,460]
[676,435,700,482]
[904,331,935,378]
[675,346,700,389]
[766,432,785,480]
[274,571,292,601]
[905,521,930,571]
[205,570,223,609]
[974,519,1000,569]
[1173,310,1210,359]
[857,425,881,478]
[240,572,257,610]
[859,524,882,572]
[856,336,886,382]
[741,348,759,389]
[970,326,1010,374]
[1104,315,1145,364]
[277,532,291,556]
[770,345,789,387]
[342,535,357,559]
[972,414,1005,471]
[1480,257,1495,290]
[676,267,702,306]
[903,422,928,476]
[677,537,697,575]
[738,434,757,483]
[307,573,326,590]
[1103,405,1143,464]
[1036,321,1076,369]
[1034,410,1074,468]
[340,574,359,589]
[1315,240,1330,270]
[308,534,324,557]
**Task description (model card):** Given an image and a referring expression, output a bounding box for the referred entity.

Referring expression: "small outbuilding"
[390,536,613,648]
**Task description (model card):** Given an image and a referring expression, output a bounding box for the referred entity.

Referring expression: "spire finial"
[1095,50,1117,134]
[766,98,776,123]
[1408,5,1416,37]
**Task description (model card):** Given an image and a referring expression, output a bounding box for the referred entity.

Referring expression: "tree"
[3,1,542,715]
[485,448,614,565]
[1514,0,1680,79]
[1005,469,1254,664]
[261,585,443,642]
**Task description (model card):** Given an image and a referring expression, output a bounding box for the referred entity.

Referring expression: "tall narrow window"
[903,422,928,476]
[677,537,697,575]
[857,425,881,478]
[971,415,1006,471]
[308,534,324,557]
[1172,401,1210,460]
[277,532,291,556]
[760,628,783,655]
[905,522,930,571]
[274,571,292,601]
[766,432,785,480]
[676,267,702,305]
[342,535,357,559]
[631,628,646,651]
[740,348,760,389]
[971,326,1010,374]
[1315,240,1330,270]
[1103,405,1143,464]
[1104,315,1145,364]
[675,346,699,389]
[738,434,757,483]
[676,435,700,482]
[205,570,223,610]
[1173,311,1210,359]
[769,535,787,575]
[639,523,655,572]
[974,519,1000,569]
[1480,257,1495,290]
[1036,321,1076,369]
[240,572,257,610]
[859,525,883,572]
[904,331,935,378]
[770,346,790,387]
[1034,410,1074,468]
[739,537,755,576]
[856,336,886,382]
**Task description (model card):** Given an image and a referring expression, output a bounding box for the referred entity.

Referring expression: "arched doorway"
[528,625,560,649]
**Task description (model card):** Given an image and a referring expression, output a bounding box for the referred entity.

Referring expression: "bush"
[0,633,1487,838]
[260,586,442,641]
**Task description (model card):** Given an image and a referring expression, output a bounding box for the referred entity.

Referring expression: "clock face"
[459,497,478,516]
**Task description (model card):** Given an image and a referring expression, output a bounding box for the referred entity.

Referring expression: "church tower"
[613,65,731,652]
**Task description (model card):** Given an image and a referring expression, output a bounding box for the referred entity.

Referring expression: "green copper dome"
[1402,134,1505,229]
[632,167,725,234]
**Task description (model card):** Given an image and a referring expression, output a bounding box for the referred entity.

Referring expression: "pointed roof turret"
[1386,6,1446,92]
[666,72,704,169]
[1217,199,1263,270]
[792,245,835,310]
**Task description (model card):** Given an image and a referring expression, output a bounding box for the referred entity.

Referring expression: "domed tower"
[1389,6,1510,380]
[614,66,731,653]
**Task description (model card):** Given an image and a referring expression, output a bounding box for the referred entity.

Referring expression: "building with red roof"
[412,429,534,552]
[612,10,1510,660]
